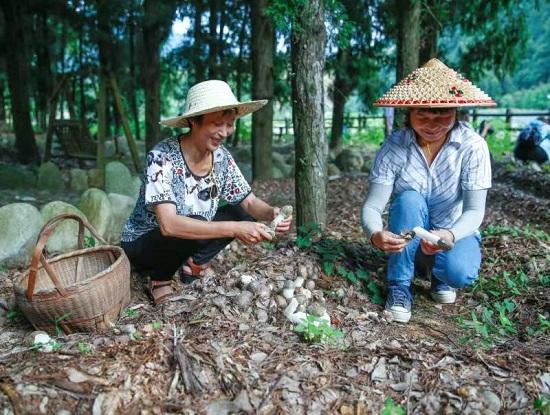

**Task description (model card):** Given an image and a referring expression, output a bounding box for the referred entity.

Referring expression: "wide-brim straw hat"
[160,80,268,128]
[374,58,496,108]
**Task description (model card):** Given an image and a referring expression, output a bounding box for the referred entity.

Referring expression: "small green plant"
[50,339,62,352]
[131,331,143,340]
[0,264,7,273]
[296,222,322,249]
[7,307,23,321]
[54,313,72,336]
[78,342,92,354]
[294,315,344,346]
[534,394,550,415]
[84,235,96,248]
[381,397,406,415]
[124,308,138,318]
[152,320,162,330]
[367,281,385,306]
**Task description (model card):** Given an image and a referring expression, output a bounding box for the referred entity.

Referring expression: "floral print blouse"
[121,137,251,242]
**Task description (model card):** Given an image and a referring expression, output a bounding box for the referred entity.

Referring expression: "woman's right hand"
[234,222,273,244]
[370,230,408,253]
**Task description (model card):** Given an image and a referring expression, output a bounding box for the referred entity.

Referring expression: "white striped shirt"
[369,122,491,229]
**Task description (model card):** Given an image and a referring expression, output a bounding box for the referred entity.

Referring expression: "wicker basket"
[14,213,131,335]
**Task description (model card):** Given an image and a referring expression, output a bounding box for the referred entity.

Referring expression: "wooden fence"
[272,108,550,137]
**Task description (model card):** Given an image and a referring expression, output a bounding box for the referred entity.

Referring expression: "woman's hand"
[272,207,292,234]
[420,229,454,255]
[234,221,273,244]
[371,230,408,253]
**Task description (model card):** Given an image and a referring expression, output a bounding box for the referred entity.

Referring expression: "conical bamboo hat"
[374,59,496,108]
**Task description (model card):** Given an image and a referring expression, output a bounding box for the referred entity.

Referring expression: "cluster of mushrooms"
[221,205,331,327]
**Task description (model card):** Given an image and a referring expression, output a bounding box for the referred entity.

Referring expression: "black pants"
[514,142,548,164]
[121,204,252,280]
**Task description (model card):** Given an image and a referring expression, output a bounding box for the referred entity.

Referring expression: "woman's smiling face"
[410,108,457,142]
[192,110,236,151]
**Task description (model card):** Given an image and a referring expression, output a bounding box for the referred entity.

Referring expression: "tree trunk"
[207,0,220,79]
[291,0,327,229]
[128,12,140,141]
[1,0,38,164]
[419,2,438,65]
[0,77,6,125]
[193,0,206,83]
[142,0,163,151]
[232,4,248,147]
[395,0,421,128]
[35,13,53,131]
[330,48,353,151]
[250,0,274,181]
[79,27,86,120]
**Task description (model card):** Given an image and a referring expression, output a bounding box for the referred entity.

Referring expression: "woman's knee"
[443,259,480,288]
[389,190,429,230]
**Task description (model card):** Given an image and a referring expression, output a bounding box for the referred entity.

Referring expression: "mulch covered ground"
[0,162,548,414]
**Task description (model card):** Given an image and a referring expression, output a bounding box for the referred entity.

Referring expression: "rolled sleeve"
[461,140,492,191]
[144,150,176,208]
[369,140,398,186]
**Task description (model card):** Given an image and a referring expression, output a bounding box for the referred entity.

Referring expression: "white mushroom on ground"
[236,290,254,309]
[294,276,305,288]
[282,280,295,299]
[305,279,315,291]
[239,274,255,289]
[275,295,287,308]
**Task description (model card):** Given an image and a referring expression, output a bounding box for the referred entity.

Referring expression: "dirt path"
[0,171,548,414]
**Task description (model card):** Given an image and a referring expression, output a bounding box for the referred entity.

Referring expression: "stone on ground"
[79,188,112,240]
[37,161,64,192]
[0,164,36,189]
[0,203,44,267]
[107,193,135,243]
[69,168,89,193]
[40,201,88,254]
[335,148,364,172]
[105,161,135,197]
[87,168,103,189]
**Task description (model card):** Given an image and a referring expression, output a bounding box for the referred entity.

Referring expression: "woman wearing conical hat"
[121,80,292,305]
[361,59,495,323]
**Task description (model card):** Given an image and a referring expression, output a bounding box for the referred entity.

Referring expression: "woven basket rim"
[13,245,127,298]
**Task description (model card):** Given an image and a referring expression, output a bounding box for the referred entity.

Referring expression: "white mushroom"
[294,276,305,288]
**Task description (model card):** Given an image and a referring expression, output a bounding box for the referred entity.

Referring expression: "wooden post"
[97,73,107,180]
[43,75,68,162]
[110,74,141,172]
[505,108,512,129]
[285,118,290,134]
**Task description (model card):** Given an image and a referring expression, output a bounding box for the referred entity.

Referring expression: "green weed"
[7,307,23,321]
[152,321,162,330]
[294,315,344,346]
[54,313,72,336]
[381,397,406,415]
[78,342,93,354]
[295,223,385,306]
[535,394,550,415]
[124,308,138,318]
[84,236,96,248]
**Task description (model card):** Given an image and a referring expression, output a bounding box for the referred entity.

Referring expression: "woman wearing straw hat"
[121,80,292,305]
[361,59,495,323]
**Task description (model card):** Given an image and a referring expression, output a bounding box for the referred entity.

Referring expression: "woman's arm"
[449,189,487,241]
[154,203,272,243]
[361,183,407,252]
[239,193,276,222]
[240,193,292,234]
[361,182,393,237]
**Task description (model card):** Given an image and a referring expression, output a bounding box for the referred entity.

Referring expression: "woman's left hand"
[420,229,454,255]
[272,207,292,234]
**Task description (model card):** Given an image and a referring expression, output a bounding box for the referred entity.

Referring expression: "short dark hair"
[405,108,459,130]
[187,108,238,130]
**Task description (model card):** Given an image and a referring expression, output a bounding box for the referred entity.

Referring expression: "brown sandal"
[179,258,211,284]
[148,280,175,305]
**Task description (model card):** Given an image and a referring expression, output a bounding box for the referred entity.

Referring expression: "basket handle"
[27,213,108,301]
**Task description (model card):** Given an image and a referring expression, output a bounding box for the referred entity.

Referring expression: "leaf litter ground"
[0,161,548,414]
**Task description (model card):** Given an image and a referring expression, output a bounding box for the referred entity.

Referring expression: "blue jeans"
[387,190,481,289]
